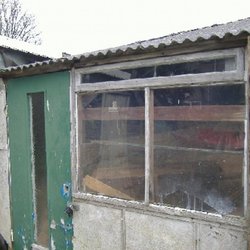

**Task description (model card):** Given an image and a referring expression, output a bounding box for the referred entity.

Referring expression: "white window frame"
[75,48,244,92]
[71,47,248,218]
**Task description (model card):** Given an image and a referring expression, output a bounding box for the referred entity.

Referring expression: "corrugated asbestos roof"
[0,35,52,59]
[3,17,250,75]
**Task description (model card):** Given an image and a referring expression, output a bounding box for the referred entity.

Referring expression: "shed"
[1,17,250,250]
[0,35,51,67]
[0,37,51,250]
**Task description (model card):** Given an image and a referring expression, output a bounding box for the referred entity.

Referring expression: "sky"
[19,0,250,58]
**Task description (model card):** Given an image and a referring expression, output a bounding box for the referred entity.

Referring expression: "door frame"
[7,72,73,249]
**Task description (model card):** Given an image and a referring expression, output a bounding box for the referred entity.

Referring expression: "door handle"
[65,204,74,217]
[65,203,79,217]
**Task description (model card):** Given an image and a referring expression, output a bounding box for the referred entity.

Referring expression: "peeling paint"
[17,228,28,250]
[46,99,50,112]
[60,183,71,199]
[60,218,65,225]
[49,219,73,249]
[51,236,56,250]
[50,219,73,232]
[66,240,73,249]
[60,223,73,231]
[32,212,35,222]
[50,219,56,230]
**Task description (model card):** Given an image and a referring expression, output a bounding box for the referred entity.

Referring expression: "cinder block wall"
[0,79,11,246]
[73,201,247,250]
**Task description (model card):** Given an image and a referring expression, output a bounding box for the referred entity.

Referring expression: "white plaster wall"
[73,203,123,250]
[0,79,12,246]
[73,200,248,250]
[125,211,194,250]
[0,80,7,148]
[198,224,247,250]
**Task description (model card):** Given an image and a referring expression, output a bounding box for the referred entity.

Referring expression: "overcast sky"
[19,0,250,57]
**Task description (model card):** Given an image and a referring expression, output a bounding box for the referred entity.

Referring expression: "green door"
[7,72,73,249]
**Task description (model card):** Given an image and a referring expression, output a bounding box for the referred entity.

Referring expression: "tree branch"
[0,0,41,44]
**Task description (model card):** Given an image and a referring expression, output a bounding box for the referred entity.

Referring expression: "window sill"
[73,192,247,229]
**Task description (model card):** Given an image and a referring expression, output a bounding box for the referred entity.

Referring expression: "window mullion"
[244,41,250,216]
[145,87,154,204]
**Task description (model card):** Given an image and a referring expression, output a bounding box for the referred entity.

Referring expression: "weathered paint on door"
[7,72,73,249]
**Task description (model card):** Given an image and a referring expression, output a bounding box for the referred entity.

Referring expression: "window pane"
[81,57,236,84]
[29,93,49,247]
[81,67,154,83]
[78,91,145,201]
[153,84,245,215]
[156,57,236,77]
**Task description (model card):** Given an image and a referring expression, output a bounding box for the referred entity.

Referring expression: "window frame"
[75,48,244,92]
[71,47,248,217]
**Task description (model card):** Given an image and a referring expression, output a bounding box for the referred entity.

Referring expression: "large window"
[74,48,247,216]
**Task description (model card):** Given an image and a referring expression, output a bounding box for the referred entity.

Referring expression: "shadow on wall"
[0,233,8,250]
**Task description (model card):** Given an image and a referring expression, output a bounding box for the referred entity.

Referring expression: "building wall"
[71,44,249,250]
[1,41,249,249]
[71,46,249,249]
[0,79,11,246]
[73,199,248,250]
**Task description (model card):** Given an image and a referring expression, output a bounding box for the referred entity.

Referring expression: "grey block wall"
[73,201,247,250]
[0,79,11,246]
[73,203,123,250]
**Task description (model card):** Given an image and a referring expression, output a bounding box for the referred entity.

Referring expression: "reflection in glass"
[153,84,244,215]
[78,91,145,201]
[81,57,236,84]
[29,93,48,247]
[78,83,245,216]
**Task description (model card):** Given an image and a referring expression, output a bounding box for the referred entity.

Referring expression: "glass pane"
[29,93,48,247]
[78,91,145,201]
[81,67,154,83]
[156,57,236,77]
[153,84,245,215]
[81,57,236,84]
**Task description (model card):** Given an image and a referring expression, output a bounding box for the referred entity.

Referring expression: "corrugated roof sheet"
[0,35,52,59]
[3,17,250,74]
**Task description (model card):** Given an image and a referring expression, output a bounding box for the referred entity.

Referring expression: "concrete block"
[0,150,11,245]
[125,211,194,250]
[73,203,122,250]
[0,80,7,148]
[199,224,247,250]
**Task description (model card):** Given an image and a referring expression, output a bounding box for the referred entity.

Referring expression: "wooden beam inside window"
[79,105,245,122]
